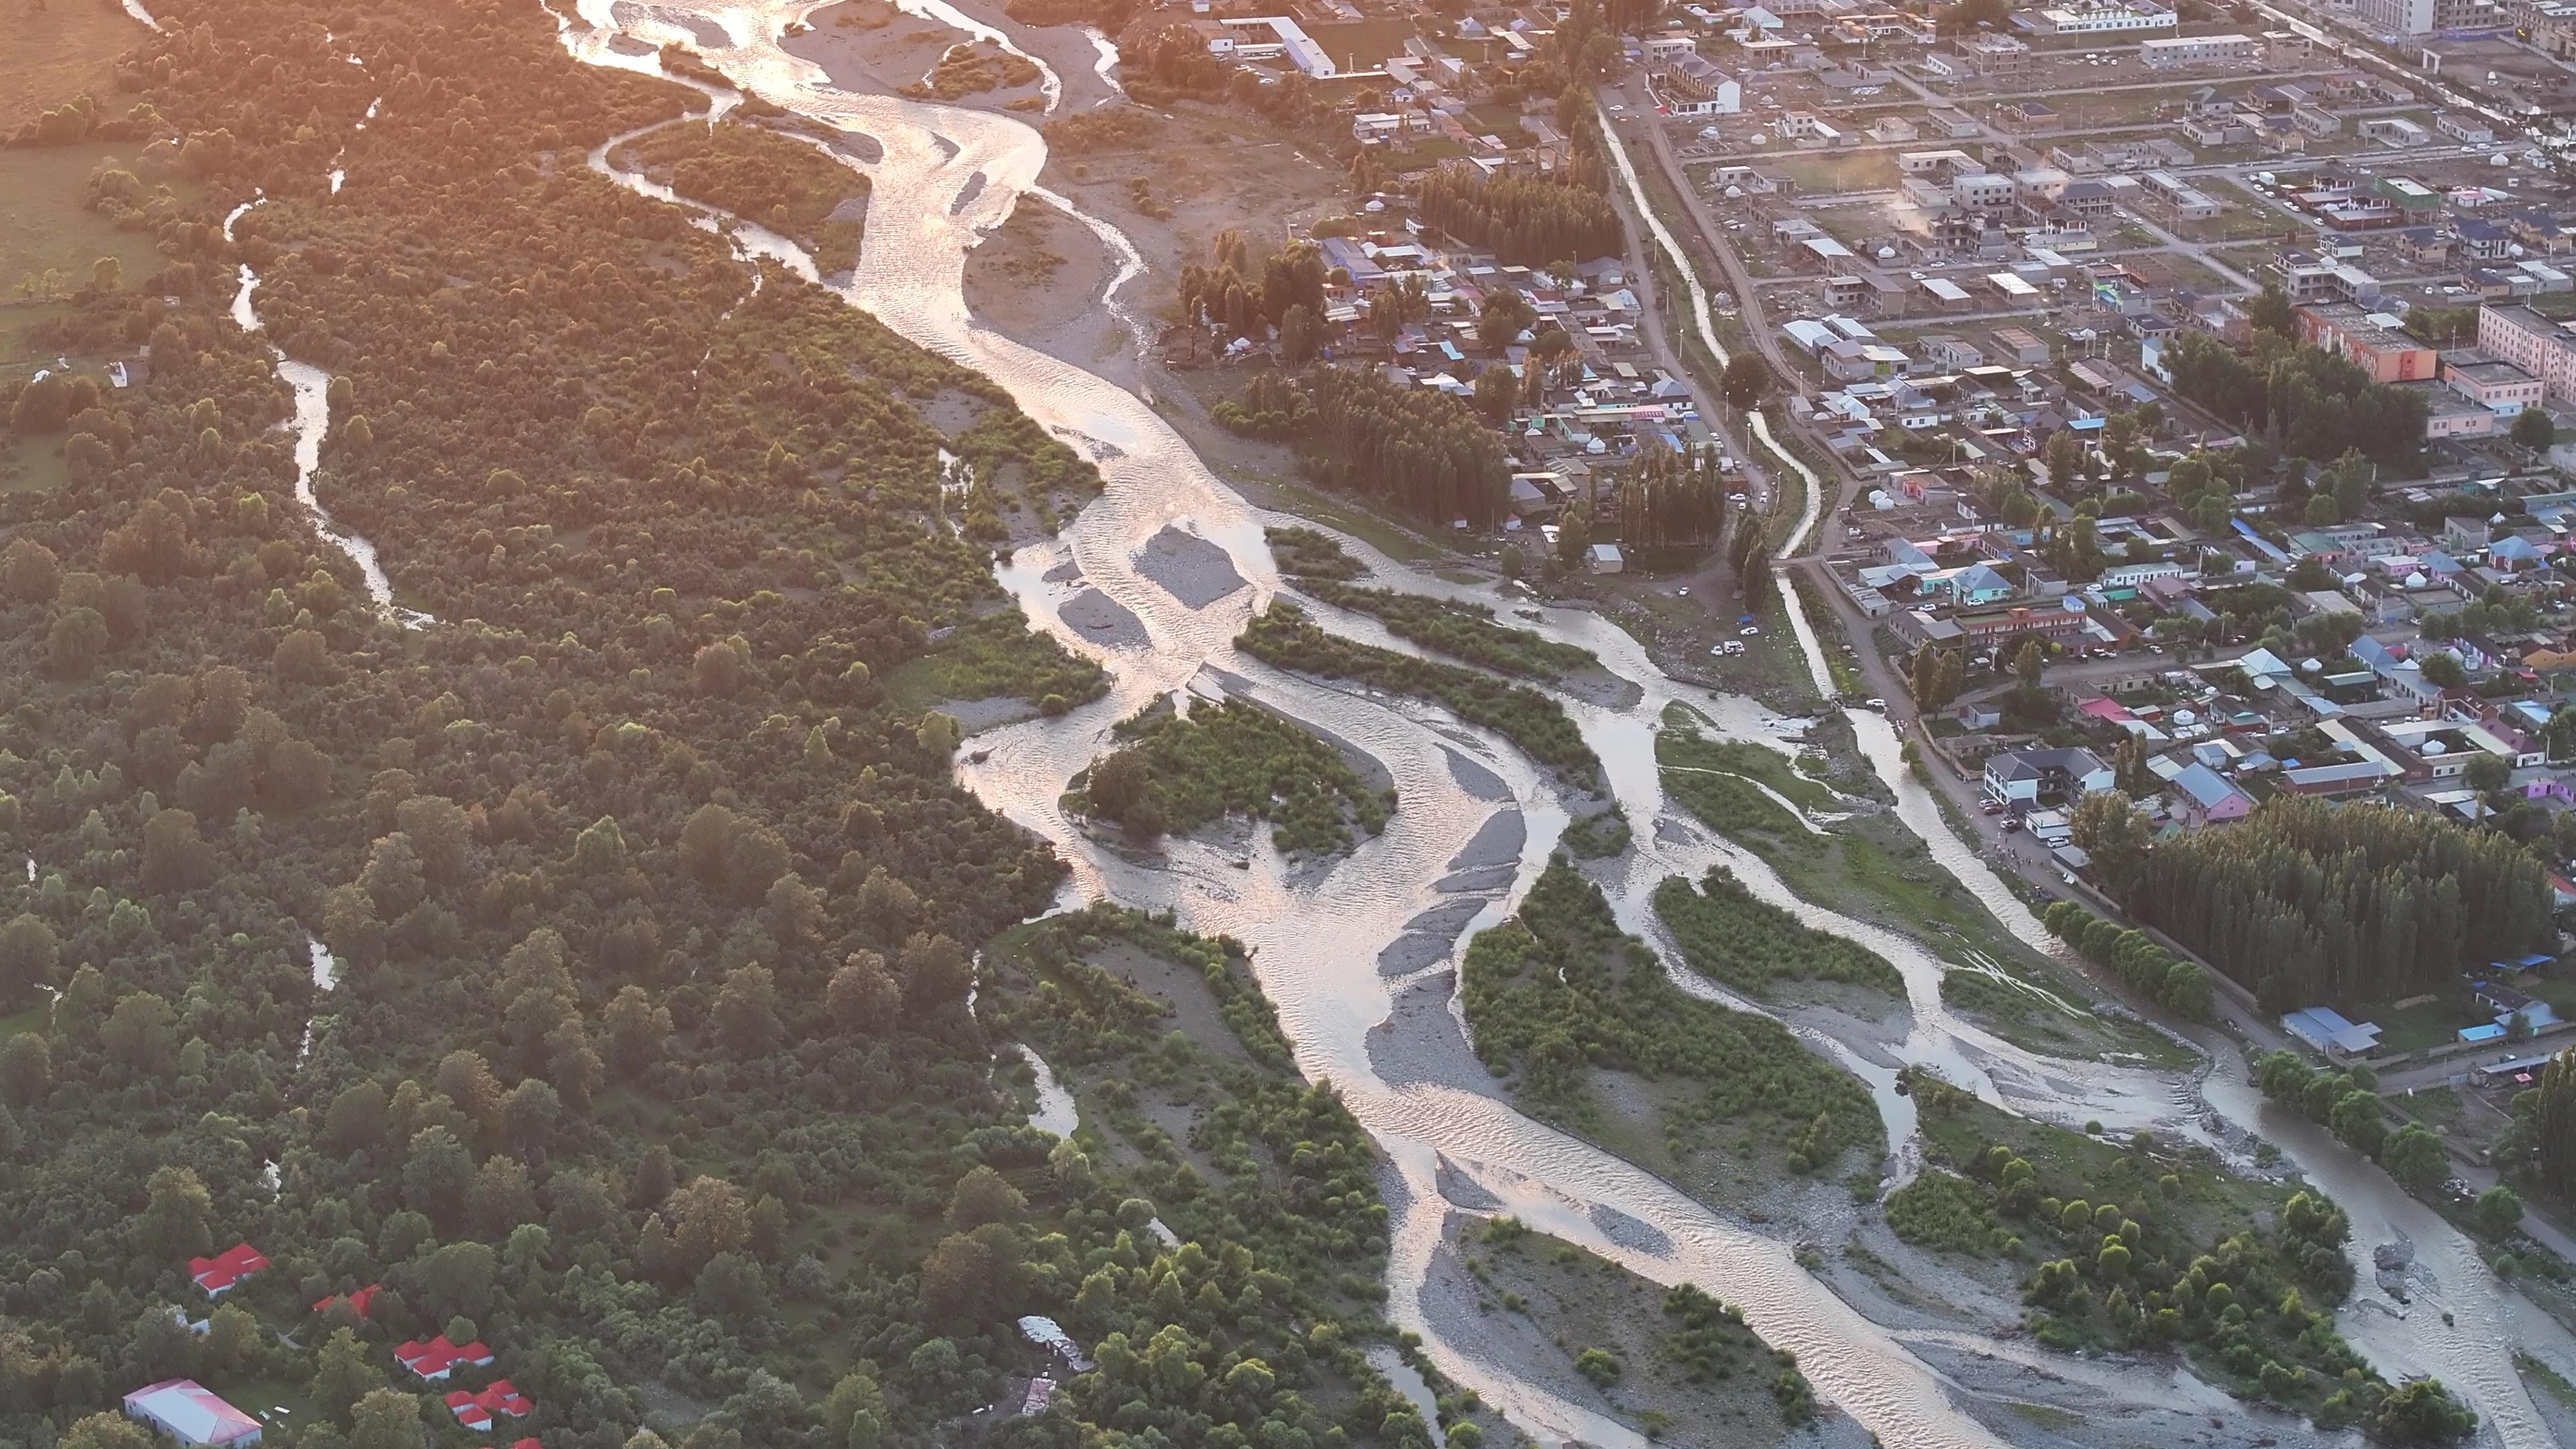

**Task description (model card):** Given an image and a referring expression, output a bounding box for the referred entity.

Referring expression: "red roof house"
[444,1380,533,1431]
[394,1334,494,1381]
[312,1283,380,1319]
[187,1244,270,1297]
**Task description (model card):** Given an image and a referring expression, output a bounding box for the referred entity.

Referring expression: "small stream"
[547,7,2574,1444]
[223,197,433,629]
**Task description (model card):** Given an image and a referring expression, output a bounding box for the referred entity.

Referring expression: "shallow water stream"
[551,6,2571,1444]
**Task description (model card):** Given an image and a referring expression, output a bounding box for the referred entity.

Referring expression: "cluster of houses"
[121,1246,545,1446]
[1844,453,2576,821]
[1187,220,1746,538]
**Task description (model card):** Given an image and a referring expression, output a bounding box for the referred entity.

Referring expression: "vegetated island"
[980,904,1506,1446]
[1261,525,1629,856]
[1460,861,1885,1212]
[1656,707,2178,1065]
[609,118,872,274]
[1240,601,1602,793]
[1878,1070,2477,1447]
[1426,1216,1858,1448]
[1653,866,1904,1007]
[1064,694,1395,857]
[1270,523,1601,685]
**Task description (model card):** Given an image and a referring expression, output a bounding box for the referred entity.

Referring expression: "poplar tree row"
[2125,798,2553,1010]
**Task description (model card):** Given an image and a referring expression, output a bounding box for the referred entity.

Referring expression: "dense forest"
[1214,368,1510,527]
[2118,798,2552,1009]
[0,2,1422,1446]
[610,120,872,275]
[1412,168,1622,272]
[2163,329,2429,470]
[973,906,1442,1447]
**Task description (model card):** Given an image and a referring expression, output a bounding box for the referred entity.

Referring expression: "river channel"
[544,4,2574,1444]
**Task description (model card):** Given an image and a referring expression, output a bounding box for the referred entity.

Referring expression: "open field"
[1770,150,1899,196]
[1,142,190,371]
[0,0,140,134]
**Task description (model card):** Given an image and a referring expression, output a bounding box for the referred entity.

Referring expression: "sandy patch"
[1134,525,1246,608]
[1376,933,1456,976]
[1445,808,1525,873]
[1435,1156,1505,1212]
[1587,1203,1672,1256]
[1434,865,1517,895]
[784,3,973,104]
[965,193,1121,363]
[618,1,728,47]
[1400,900,1485,941]
[1442,746,1511,803]
[1084,940,1259,1071]
[1060,586,1146,647]
[1366,971,1503,1098]
[914,387,992,438]
[939,696,1037,733]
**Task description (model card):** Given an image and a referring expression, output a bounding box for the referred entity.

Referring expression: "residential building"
[1980,746,2115,807]
[2414,381,2502,438]
[2029,5,2178,33]
[1655,52,1741,113]
[2140,33,2259,66]
[1952,171,2019,211]
[1990,326,2050,364]
[2357,0,2436,32]
[445,1381,535,1434]
[2263,29,2317,64]
[396,1334,498,1382]
[2438,113,2496,144]
[2358,116,2430,147]
[2139,169,2221,221]
[188,1244,269,1297]
[1960,33,2036,74]
[2170,761,2255,822]
[2294,302,2437,381]
[2178,113,2251,146]
[2442,352,2543,414]
[2476,303,2576,406]
[125,1380,263,1446]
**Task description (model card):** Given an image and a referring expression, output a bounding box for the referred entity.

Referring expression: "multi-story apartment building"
[2139,33,2259,66]
[2031,5,2178,32]
[2296,302,2438,382]
[2359,0,2506,32]
[2475,303,2576,405]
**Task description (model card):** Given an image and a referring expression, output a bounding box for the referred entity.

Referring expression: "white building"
[125,1380,263,1446]
[1953,172,2018,209]
[2139,33,2258,67]
[2032,5,2178,34]
[1220,17,1336,78]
